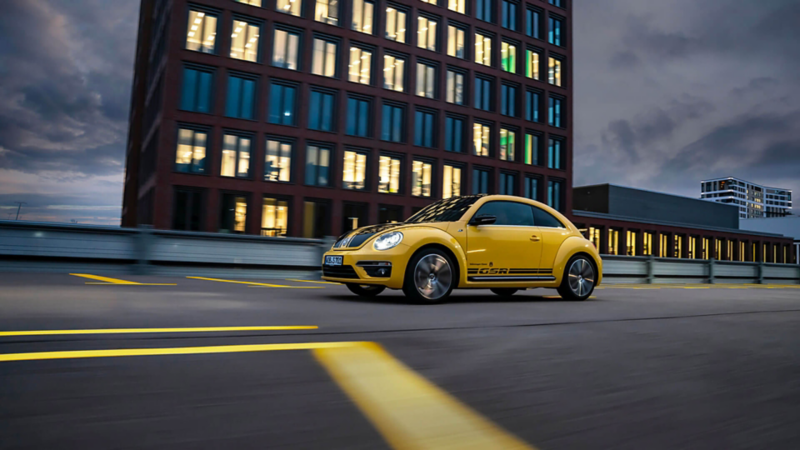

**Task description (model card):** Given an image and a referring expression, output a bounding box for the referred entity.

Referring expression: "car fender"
[552,236,603,285]
[395,227,468,286]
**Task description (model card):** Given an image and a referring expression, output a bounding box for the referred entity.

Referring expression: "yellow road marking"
[70,273,176,286]
[186,276,316,288]
[247,285,324,289]
[0,326,318,337]
[0,341,362,363]
[314,342,535,450]
[286,279,342,285]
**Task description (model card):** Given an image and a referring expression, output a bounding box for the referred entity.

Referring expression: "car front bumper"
[321,243,412,289]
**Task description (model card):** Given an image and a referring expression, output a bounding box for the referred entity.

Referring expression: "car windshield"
[405,196,482,223]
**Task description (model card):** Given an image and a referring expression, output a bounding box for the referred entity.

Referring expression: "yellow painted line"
[84,282,178,286]
[286,279,342,285]
[186,276,292,288]
[0,326,318,337]
[0,341,362,363]
[70,273,176,286]
[247,285,324,289]
[314,342,535,450]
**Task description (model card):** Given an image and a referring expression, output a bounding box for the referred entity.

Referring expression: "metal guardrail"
[0,221,798,284]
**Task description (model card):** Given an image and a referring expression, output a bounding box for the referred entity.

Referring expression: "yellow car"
[321,195,602,303]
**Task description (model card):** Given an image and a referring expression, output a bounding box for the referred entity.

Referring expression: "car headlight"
[373,232,403,251]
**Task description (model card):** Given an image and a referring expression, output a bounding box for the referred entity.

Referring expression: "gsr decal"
[478,268,509,274]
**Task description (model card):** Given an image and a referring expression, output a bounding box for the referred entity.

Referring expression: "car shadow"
[322,290,578,305]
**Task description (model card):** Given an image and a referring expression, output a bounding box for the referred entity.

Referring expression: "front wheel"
[403,249,455,304]
[346,284,386,297]
[557,255,597,301]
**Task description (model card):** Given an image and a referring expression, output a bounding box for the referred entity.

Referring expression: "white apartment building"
[701,177,792,219]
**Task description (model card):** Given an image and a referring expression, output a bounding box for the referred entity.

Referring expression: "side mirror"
[469,214,497,226]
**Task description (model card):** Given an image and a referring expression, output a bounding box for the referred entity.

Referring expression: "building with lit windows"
[122,0,573,238]
[701,176,792,219]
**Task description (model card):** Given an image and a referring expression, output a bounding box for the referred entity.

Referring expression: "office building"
[122,0,573,237]
[700,177,792,219]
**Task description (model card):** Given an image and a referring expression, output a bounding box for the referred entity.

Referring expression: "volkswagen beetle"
[321,195,602,303]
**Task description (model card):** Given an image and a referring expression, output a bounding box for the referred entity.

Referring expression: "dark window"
[501,83,517,117]
[268,82,296,125]
[549,15,564,46]
[303,199,330,238]
[225,74,256,119]
[446,69,465,105]
[175,127,208,173]
[342,202,368,232]
[549,0,564,8]
[309,89,336,131]
[472,168,490,194]
[173,188,204,231]
[414,109,436,147]
[525,90,540,122]
[445,116,465,152]
[526,7,541,39]
[381,103,405,142]
[476,0,493,22]
[473,201,533,226]
[305,144,332,186]
[549,96,563,127]
[180,66,213,113]
[379,205,404,223]
[346,97,371,137]
[219,193,248,233]
[524,176,539,200]
[548,137,564,169]
[532,205,565,228]
[547,179,564,212]
[474,76,493,111]
[499,172,516,195]
[502,0,518,31]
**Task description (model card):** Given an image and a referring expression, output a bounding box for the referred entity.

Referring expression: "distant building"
[572,184,795,264]
[741,216,800,266]
[700,177,792,219]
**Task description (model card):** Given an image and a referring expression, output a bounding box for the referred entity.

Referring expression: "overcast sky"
[0,0,797,224]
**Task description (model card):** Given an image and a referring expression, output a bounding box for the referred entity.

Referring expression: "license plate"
[325,255,343,266]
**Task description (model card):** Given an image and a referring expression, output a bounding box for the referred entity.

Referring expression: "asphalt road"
[1,273,799,449]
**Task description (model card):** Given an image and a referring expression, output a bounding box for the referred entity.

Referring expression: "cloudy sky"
[0,0,797,224]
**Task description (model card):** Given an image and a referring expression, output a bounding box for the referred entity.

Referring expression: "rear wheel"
[490,288,519,297]
[403,249,455,304]
[557,255,596,301]
[346,284,386,297]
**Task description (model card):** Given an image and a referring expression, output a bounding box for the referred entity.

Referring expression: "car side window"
[532,206,565,228]
[473,201,534,226]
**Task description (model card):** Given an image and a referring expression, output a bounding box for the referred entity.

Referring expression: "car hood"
[335,222,446,249]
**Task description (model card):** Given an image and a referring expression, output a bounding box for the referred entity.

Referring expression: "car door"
[466,201,543,278]
[532,206,571,271]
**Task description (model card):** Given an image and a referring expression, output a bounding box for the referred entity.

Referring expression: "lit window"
[524,176,538,200]
[500,128,516,161]
[416,62,436,98]
[475,33,492,66]
[308,90,335,132]
[501,84,517,117]
[524,133,540,165]
[548,137,563,169]
[236,0,262,6]
[175,128,207,174]
[501,42,517,73]
[264,139,292,182]
[608,229,619,255]
[277,0,302,16]
[549,15,564,46]
[267,82,296,125]
[225,74,256,120]
[473,122,490,157]
[476,0,493,22]
[186,10,218,54]
[385,6,407,43]
[626,230,637,256]
[221,134,251,178]
[383,54,406,91]
[660,234,669,257]
[473,168,490,194]
[447,25,465,58]
[272,29,300,69]
[315,0,339,25]
[342,150,367,190]
[499,172,516,195]
[381,103,405,142]
[525,90,540,122]
[230,19,260,62]
[379,155,401,194]
[346,97,371,137]
[446,70,464,104]
[526,49,540,79]
[312,38,338,77]
[445,116,464,152]
[261,198,288,237]
[502,0,518,31]
[180,66,213,113]
[549,56,562,86]
[412,160,432,197]
[305,144,331,186]
[414,109,436,147]
[443,165,462,198]
[352,0,375,34]
[220,194,247,233]
[448,0,465,14]
[348,47,373,84]
[417,16,438,51]
[644,232,655,256]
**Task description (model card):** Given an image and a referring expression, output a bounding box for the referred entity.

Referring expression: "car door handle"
[530,235,541,242]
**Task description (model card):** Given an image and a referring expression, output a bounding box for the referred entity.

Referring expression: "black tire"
[490,288,519,297]
[403,248,456,304]
[557,255,597,301]
[346,284,386,297]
